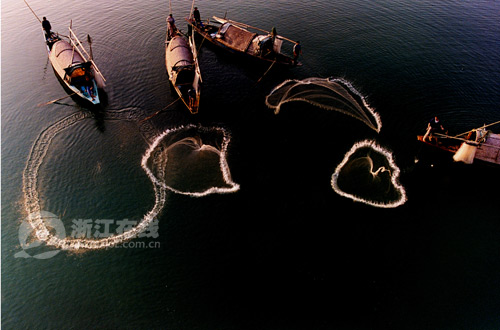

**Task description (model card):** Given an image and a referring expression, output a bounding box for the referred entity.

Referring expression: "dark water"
[2,0,500,328]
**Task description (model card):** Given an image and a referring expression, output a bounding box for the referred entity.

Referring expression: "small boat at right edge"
[417,120,500,166]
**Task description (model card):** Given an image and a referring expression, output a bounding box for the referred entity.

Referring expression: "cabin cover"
[218,23,257,53]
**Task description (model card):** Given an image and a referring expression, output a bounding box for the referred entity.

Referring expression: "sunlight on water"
[22,113,239,250]
[265,77,382,132]
[331,140,407,208]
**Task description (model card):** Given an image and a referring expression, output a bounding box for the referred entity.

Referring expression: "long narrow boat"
[165,14,202,114]
[43,24,105,105]
[186,14,300,67]
[417,121,500,166]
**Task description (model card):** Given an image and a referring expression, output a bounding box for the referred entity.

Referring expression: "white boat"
[43,24,105,105]
[165,14,201,114]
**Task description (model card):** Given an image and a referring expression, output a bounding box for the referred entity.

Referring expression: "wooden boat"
[43,24,105,105]
[165,15,202,114]
[186,14,300,67]
[417,121,500,166]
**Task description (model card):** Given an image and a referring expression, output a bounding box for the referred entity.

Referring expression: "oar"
[87,34,93,60]
[254,60,276,86]
[37,93,76,107]
[140,98,181,122]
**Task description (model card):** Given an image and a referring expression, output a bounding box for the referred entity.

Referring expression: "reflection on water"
[265,77,382,132]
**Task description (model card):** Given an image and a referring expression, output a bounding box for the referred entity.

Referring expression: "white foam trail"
[331,140,407,208]
[22,113,239,250]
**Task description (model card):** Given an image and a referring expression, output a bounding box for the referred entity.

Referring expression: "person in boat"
[42,17,52,38]
[167,14,176,39]
[188,88,196,109]
[423,116,446,142]
[193,7,203,28]
[270,27,277,40]
[293,41,302,66]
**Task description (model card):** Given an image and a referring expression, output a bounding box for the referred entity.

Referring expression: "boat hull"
[417,132,500,166]
[186,18,297,67]
[165,30,201,114]
[45,31,100,105]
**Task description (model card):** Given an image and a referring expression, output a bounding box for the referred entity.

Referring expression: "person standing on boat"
[423,116,446,142]
[42,17,52,38]
[293,41,302,66]
[193,7,203,27]
[167,14,176,39]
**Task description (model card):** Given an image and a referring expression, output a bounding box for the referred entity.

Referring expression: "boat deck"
[475,133,500,164]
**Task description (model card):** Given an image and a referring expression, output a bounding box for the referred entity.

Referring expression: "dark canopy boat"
[186,14,300,67]
[43,24,105,105]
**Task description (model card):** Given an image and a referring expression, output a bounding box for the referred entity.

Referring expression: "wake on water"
[266,77,406,208]
[22,110,239,251]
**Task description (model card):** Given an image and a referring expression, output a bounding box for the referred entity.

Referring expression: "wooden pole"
[23,0,41,23]
[37,93,76,107]
[435,133,500,150]
[454,120,500,138]
[68,26,106,82]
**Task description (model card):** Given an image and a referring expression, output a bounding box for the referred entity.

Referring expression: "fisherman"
[423,116,446,142]
[42,17,52,38]
[193,7,203,27]
[167,14,176,39]
[293,41,302,66]
[188,88,196,109]
[270,27,277,39]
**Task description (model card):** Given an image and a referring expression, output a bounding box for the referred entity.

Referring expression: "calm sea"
[2,0,500,329]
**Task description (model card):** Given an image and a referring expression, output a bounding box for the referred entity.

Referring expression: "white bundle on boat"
[453,142,477,164]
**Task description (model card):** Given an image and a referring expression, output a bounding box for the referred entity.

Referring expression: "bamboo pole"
[68,27,106,82]
[454,120,500,138]
[435,133,500,150]
[23,0,41,23]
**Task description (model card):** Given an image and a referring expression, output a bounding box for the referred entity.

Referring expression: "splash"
[22,112,239,250]
[331,140,407,208]
[265,77,381,132]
